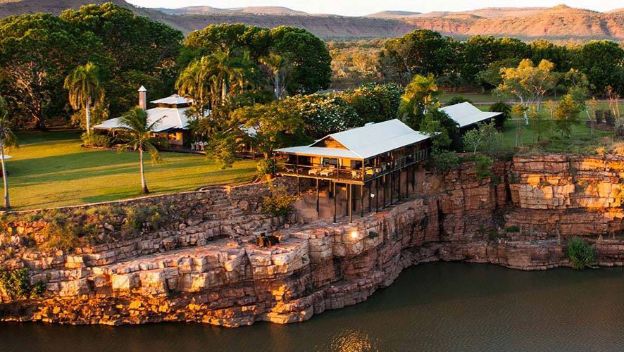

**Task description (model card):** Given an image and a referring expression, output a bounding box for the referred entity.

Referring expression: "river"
[1,263,624,352]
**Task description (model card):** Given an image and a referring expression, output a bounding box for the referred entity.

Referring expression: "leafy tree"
[497,59,558,124]
[528,107,552,143]
[554,94,582,138]
[0,96,17,209]
[460,36,529,87]
[341,83,402,123]
[573,40,624,95]
[463,122,499,154]
[0,13,107,128]
[61,3,183,115]
[530,40,572,72]
[287,94,361,138]
[399,74,440,129]
[64,62,105,133]
[420,109,461,151]
[380,30,455,85]
[270,26,332,94]
[176,56,212,118]
[118,107,161,194]
[259,52,290,99]
[489,102,511,129]
[232,101,304,160]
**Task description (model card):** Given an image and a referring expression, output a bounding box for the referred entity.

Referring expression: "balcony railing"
[279,149,429,183]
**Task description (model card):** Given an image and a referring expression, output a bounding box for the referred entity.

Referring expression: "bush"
[40,215,80,251]
[262,184,298,218]
[81,132,111,148]
[123,205,165,234]
[490,102,511,130]
[257,158,277,178]
[430,150,460,172]
[566,237,596,270]
[475,155,493,180]
[0,268,45,300]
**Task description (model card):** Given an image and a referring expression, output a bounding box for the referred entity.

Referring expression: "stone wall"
[506,154,624,237]
[3,155,624,326]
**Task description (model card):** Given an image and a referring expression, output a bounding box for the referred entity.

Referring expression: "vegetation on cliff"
[566,237,597,270]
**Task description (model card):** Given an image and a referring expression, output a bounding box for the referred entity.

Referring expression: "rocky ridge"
[2,154,624,326]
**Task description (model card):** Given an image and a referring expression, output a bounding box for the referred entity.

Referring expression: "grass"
[3,131,257,210]
[496,118,614,154]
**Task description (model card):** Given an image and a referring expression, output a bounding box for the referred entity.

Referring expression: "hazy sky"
[126,0,620,16]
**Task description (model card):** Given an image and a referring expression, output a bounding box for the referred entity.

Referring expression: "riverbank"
[2,153,624,326]
[3,263,624,352]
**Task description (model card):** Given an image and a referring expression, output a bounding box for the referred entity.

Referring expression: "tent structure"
[440,102,502,129]
[275,119,430,222]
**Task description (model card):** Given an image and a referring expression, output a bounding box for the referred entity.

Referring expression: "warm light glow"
[370,193,375,198]
[350,230,359,240]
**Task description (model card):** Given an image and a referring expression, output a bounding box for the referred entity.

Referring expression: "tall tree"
[380,30,455,85]
[0,14,106,129]
[399,74,440,129]
[0,96,17,209]
[269,26,332,94]
[554,94,581,138]
[64,62,105,133]
[118,107,160,194]
[259,52,290,99]
[176,56,213,118]
[61,3,183,116]
[573,40,624,95]
[497,59,558,124]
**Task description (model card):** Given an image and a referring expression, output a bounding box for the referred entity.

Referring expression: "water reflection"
[1,263,624,352]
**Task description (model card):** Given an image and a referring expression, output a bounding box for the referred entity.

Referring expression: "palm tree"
[0,96,17,209]
[64,62,104,133]
[119,107,160,194]
[260,52,290,100]
[176,56,212,118]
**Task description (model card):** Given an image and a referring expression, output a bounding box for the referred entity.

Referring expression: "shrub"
[0,268,45,300]
[566,237,596,270]
[430,150,460,172]
[81,132,111,148]
[490,102,511,130]
[262,184,298,218]
[475,155,493,180]
[40,216,80,251]
[123,205,165,234]
[505,226,520,233]
[257,158,277,178]
[368,231,379,239]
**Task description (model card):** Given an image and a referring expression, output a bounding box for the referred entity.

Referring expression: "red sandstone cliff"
[1,154,624,326]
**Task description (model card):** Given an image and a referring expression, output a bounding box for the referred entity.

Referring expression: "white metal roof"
[151,94,192,106]
[276,119,430,160]
[93,107,192,133]
[440,102,501,128]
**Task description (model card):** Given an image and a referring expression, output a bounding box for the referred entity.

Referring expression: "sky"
[125,0,621,16]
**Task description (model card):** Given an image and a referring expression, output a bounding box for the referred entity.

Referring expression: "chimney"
[138,86,147,110]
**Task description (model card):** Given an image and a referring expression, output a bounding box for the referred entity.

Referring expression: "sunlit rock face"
[3,154,624,327]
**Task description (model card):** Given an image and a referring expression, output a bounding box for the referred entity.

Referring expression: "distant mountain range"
[1,1,624,40]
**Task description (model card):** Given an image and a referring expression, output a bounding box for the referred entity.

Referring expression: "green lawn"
[4,131,257,210]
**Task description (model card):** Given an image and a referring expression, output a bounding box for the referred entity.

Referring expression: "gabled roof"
[93,107,192,133]
[151,94,192,106]
[440,102,501,128]
[276,119,430,160]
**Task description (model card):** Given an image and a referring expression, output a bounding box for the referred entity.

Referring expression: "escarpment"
[2,153,624,327]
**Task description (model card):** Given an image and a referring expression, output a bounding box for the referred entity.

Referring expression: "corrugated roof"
[276,119,429,160]
[440,102,501,128]
[151,94,192,106]
[93,107,191,132]
[274,146,361,159]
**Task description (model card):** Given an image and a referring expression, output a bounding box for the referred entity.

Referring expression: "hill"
[1,1,624,40]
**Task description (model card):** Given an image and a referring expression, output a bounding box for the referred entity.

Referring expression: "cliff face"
[2,154,624,327]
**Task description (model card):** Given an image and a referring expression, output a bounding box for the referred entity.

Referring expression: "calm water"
[2,263,624,352]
